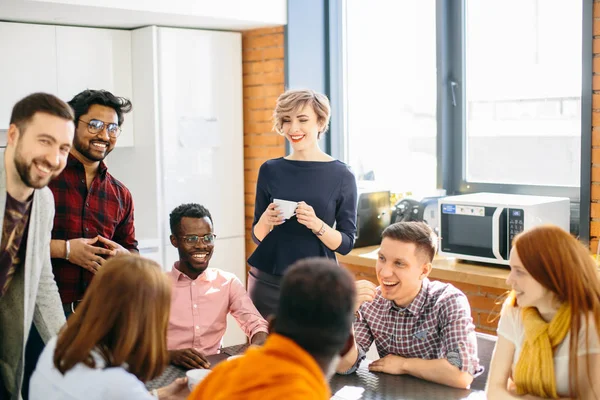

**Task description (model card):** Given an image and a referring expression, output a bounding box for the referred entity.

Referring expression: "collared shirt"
[0,192,32,297]
[167,263,268,355]
[49,154,138,303]
[347,278,483,377]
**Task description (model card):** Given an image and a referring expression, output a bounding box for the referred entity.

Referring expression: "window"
[465,0,582,187]
[344,1,437,196]
[336,0,590,238]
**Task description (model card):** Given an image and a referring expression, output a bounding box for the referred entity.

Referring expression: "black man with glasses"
[166,203,268,370]
[47,90,138,319]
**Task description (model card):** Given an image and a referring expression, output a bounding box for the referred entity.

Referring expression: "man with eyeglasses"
[47,89,138,319]
[166,203,268,370]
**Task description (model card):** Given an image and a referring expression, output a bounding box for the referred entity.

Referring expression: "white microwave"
[438,193,570,265]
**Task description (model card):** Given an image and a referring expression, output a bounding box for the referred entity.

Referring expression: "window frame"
[328,0,593,242]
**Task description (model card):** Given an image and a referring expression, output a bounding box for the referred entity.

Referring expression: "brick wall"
[242,27,286,261]
[591,3,600,252]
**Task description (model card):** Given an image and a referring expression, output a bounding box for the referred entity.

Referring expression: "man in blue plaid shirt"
[336,222,483,389]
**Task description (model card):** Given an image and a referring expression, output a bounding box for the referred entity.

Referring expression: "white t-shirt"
[29,337,155,400]
[497,306,600,397]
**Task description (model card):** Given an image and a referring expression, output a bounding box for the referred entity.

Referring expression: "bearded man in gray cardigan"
[0,93,74,399]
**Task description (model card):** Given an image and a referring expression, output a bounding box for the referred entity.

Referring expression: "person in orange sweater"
[188,257,357,400]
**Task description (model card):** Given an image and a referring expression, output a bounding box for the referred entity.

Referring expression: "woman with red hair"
[486,225,600,399]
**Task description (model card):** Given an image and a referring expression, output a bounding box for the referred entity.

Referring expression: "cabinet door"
[0,22,58,128]
[55,26,134,147]
[158,28,244,239]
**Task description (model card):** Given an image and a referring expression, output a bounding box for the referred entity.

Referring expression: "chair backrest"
[470,331,498,391]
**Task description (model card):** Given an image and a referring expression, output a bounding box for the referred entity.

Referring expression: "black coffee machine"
[390,196,442,234]
[354,190,392,248]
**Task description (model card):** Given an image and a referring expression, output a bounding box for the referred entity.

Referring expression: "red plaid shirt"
[49,154,138,303]
[348,278,483,377]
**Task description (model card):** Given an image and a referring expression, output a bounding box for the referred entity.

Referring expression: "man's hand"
[156,377,190,400]
[250,331,268,346]
[355,280,377,312]
[96,235,130,256]
[68,237,115,273]
[169,348,211,370]
[368,355,407,375]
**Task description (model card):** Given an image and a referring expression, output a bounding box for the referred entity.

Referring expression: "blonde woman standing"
[247,89,358,318]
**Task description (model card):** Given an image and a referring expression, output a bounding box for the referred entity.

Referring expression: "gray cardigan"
[0,150,66,400]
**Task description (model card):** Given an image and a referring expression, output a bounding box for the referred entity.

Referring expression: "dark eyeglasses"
[179,233,217,245]
[79,118,121,138]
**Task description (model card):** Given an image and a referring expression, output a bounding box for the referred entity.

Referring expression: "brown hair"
[507,225,600,398]
[53,255,171,382]
[10,92,74,133]
[382,221,438,262]
[272,89,331,139]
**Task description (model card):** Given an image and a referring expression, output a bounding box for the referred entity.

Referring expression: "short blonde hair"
[273,89,331,138]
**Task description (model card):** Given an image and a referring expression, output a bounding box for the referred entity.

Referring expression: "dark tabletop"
[147,344,486,399]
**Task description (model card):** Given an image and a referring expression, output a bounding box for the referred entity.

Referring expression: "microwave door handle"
[492,207,504,261]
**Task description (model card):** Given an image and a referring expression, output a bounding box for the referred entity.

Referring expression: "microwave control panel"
[508,208,525,246]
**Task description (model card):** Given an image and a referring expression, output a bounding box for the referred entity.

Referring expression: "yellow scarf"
[513,303,571,398]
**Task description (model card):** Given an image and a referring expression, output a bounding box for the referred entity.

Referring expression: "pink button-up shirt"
[167,263,268,355]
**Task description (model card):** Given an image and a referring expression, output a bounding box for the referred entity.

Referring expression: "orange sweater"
[188,334,331,400]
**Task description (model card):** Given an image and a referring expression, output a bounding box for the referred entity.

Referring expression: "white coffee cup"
[186,369,212,391]
[273,199,298,220]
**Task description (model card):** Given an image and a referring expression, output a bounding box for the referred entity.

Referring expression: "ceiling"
[0,0,286,31]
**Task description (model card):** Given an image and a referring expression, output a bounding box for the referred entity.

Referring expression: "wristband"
[65,240,71,260]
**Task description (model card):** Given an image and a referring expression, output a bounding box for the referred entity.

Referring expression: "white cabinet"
[55,26,134,147]
[0,22,58,128]
[0,22,134,147]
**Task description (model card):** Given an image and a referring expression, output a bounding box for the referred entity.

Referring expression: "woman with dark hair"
[486,225,600,399]
[29,255,188,400]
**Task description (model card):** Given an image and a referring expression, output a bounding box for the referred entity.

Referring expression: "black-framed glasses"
[179,233,217,245]
[79,118,121,138]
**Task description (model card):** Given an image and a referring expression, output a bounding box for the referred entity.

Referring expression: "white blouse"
[30,337,155,400]
[497,306,600,397]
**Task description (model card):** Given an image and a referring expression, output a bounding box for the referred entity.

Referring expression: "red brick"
[262,59,285,74]
[247,134,284,146]
[594,75,600,90]
[595,39,600,55]
[483,287,510,298]
[244,146,285,159]
[243,158,268,170]
[592,185,600,201]
[590,239,598,254]
[591,220,600,237]
[593,111,600,128]
[592,203,600,219]
[593,167,600,182]
[593,129,600,147]
[244,72,284,86]
[594,95,600,110]
[242,49,263,62]
[262,47,285,60]
[244,121,273,135]
[468,294,502,313]
[595,3,600,18]
[244,34,284,49]
[593,148,600,164]
[242,26,284,38]
[246,109,275,122]
[596,18,600,36]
